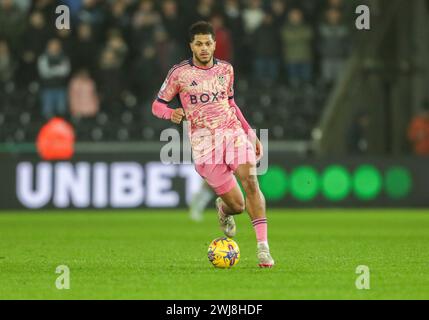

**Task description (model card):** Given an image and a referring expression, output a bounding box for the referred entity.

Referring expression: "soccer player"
[152,21,274,268]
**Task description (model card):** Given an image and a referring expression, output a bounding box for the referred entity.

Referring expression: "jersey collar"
[189,57,218,70]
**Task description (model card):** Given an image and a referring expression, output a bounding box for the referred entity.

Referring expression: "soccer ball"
[207,237,240,268]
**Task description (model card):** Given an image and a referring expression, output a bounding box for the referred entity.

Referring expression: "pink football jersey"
[157,58,245,160]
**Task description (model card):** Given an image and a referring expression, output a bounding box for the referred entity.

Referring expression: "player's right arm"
[152,67,185,124]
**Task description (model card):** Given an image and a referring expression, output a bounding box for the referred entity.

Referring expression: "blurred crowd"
[0,0,354,121]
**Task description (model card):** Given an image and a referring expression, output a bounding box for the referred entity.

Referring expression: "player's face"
[190,34,216,66]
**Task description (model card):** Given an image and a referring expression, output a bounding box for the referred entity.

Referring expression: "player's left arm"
[227,65,263,159]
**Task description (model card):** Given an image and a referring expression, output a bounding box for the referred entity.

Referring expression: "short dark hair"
[189,21,215,42]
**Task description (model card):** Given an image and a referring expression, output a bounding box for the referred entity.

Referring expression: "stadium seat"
[142,127,155,140]
[28,81,40,94]
[272,126,285,139]
[117,128,129,141]
[14,129,26,142]
[121,111,133,125]
[251,111,264,125]
[91,127,104,141]
[96,112,109,125]
[20,112,31,126]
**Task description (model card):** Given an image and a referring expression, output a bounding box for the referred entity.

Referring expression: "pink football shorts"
[195,137,256,195]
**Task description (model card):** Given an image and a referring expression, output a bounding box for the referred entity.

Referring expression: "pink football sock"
[252,218,268,243]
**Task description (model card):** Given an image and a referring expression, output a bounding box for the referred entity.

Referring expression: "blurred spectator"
[56,28,73,55]
[194,0,216,21]
[78,0,104,24]
[270,0,288,28]
[299,0,321,18]
[19,11,51,85]
[68,69,99,118]
[15,0,31,13]
[0,40,16,85]
[408,103,429,156]
[325,0,346,13]
[31,0,56,11]
[223,0,245,71]
[161,0,186,56]
[72,23,99,74]
[224,0,243,36]
[30,0,56,27]
[281,8,314,86]
[77,0,106,40]
[284,0,320,24]
[252,14,280,84]
[61,0,82,20]
[96,49,124,108]
[241,0,265,75]
[37,39,71,118]
[131,44,160,102]
[347,111,370,154]
[0,0,27,50]
[160,0,184,39]
[105,30,129,66]
[242,0,265,35]
[323,0,355,24]
[107,0,132,42]
[131,0,162,55]
[154,28,181,76]
[318,8,350,86]
[211,13,233,62]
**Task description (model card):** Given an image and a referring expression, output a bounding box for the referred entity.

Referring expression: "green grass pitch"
[0,209,428,299]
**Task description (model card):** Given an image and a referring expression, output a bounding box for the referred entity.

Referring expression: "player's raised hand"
[171,108,185,124]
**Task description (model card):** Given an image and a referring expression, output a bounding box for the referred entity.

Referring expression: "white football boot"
[216,197,236,238]
[257,242,275,268]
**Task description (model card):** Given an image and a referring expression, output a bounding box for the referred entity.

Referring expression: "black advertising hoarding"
[0,152,428,209]
[0,152,201,209]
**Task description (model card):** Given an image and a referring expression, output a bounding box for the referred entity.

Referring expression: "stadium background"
[1,0,429,300]
[0,0,428,208]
